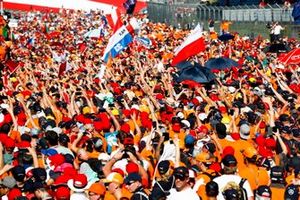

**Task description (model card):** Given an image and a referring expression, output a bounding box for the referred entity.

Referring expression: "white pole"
[0,0,3,16]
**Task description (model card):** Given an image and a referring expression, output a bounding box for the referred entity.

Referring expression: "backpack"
[222,178,248,200]
[239,178,248,200]
[135,191,149,200]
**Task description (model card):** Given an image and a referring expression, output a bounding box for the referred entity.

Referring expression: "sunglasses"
[126,181,136,186]
[174,175,187,181]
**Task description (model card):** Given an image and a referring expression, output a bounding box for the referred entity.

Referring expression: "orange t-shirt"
[104,187,132,200]
[270,186,285,200]
[239,164,264,190]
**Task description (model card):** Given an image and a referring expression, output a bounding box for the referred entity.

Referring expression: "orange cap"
[88,183,106,195]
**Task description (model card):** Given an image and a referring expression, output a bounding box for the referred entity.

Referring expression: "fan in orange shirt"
[103,172,132,200]
[239,146,270,190]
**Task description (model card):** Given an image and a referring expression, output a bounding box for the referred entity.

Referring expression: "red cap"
[16,141,31,149]
[219,106,227,114]
[156,93,164,100]
[222,146,235,158]
[55,186,70,200]
[53,175,70,186]
[209,162,222,173]
[172,123,181,132]
[111,168,125,177]
[259,121,266,129]
[191,98,200,106]
[197,125,209,134]
[123,137,134,146]
[210,94,220,101]
[63,167,78,177]
[140,112,149,120]
[4,137,15,148]
[189,130,197,138]
[49,154,65,167]
[71,174,88,189]
[122,109,132,118]
[126,162,139,174]
[265,138,276,149]
[231,132,240,140]
[120,123,131,133]
[258,147,273,158]
[8,188,22,200]
[256,135,265,146]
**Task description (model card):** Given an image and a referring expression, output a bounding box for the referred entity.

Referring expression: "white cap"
[198,113,207,121]
[228,86,236,93]
[181,120,190,128]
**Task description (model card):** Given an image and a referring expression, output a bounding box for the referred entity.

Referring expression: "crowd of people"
[0,7,298,200]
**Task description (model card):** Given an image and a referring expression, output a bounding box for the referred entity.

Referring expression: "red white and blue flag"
[102,24,133,62]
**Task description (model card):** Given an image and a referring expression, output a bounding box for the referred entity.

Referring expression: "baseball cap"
[124,173,142,185]
[102,172,124,185]
[285,184,299,200]
[41,148,58,156]
[126,162,139,174]
[256,185,272,199]
[157,160,170,175]
[240,124,250,140]
[256,157,271,170]
[11,165,25,182]
[0,176,16,189]
[206,181,219,197]
[173,166,189,180]
[270,166,285,184]
[67,174,89,192]
[222,155,237,167]
[242,146,258,159]
[222,188,239,200]
[88,182,106,195]
[32,168,47,182]
[55,186,70,200]
[222,146,235,158]
[7,188,22,200]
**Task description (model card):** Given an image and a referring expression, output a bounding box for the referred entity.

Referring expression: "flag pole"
[0,0,3,16]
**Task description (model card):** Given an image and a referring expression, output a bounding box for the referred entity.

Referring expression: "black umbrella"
[264,43,291,53]
[175,61,216,83]
[218,33,234,41]
[204,57,239,70]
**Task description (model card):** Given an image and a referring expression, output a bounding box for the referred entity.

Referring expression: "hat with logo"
[124,173,142,185]
[173,166,189,179]
[222,155,237,167]
[157,160,170,175]
[222,188,239,200]
[256,185,272,199]
[55,186,70,200]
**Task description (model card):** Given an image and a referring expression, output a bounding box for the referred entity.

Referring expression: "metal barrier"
[148,2,295,24]
[147,1,299,38]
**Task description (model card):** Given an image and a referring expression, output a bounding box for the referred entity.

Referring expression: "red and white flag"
[279,48,300,65]
[171,24,205,66]
[106,8,122,33]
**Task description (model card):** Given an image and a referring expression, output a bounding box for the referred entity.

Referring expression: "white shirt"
[213,174,253,200]
[70,192,89,200]
[273,25,284,35]
[167,187,200,200]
